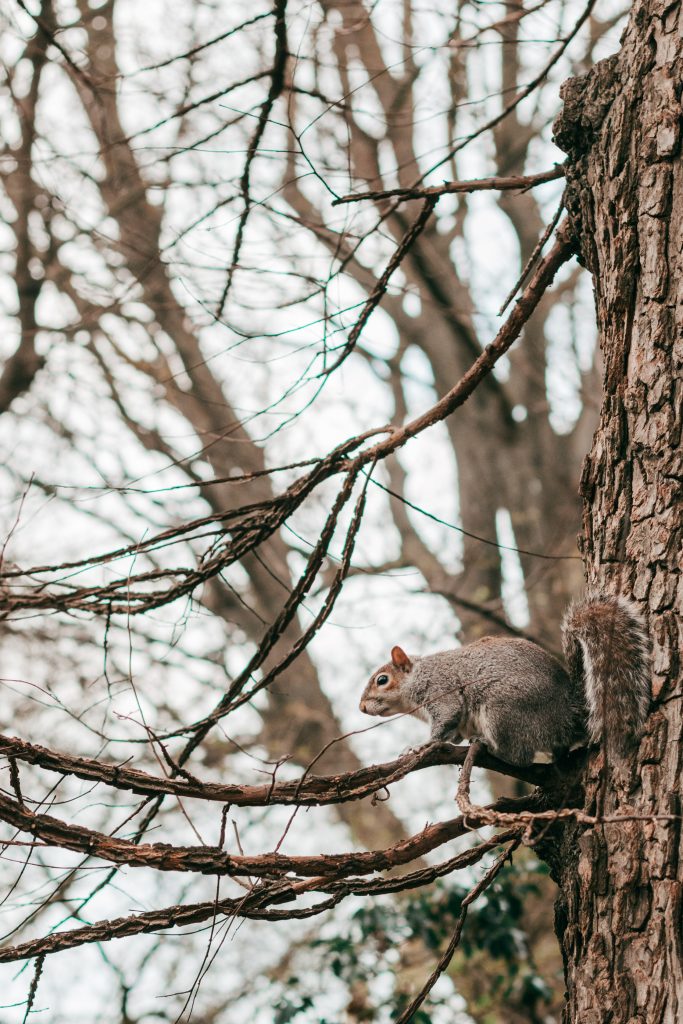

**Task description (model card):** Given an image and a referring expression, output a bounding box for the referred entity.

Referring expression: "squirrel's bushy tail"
[562,593,651,753]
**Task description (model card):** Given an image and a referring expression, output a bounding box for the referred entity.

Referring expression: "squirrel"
[359,594,651,766]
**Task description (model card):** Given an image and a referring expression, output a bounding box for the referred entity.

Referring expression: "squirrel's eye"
[376,674,389,686]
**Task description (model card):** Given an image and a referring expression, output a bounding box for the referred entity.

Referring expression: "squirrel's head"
[359,646,415,719]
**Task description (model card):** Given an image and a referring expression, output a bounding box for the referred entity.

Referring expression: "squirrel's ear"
[391,646,412,672]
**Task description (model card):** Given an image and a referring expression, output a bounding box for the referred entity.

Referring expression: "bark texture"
[552,1,683,1020]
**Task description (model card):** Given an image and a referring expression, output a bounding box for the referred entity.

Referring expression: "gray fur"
[360,594,651,765]
[562,593,651,754]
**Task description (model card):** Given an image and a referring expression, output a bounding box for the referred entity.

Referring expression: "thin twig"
[319,198,437,375]
[498,192,566,315]
[394,840,520,1024]
[456,738,483,818]
[424,0,597,178]
[333,165,565,206]
[217,0,288,316]
[21,952,45,1024]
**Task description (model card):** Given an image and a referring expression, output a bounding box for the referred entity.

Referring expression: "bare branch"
[0,734,549,808]
[0,787,535,880]
[394,839,521,1024]
[333,165,565,206]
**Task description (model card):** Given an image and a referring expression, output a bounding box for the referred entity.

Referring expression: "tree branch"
[333,165,565,206]
[0,734,549,808]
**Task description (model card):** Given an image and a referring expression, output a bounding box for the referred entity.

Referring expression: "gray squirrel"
[359,594,651,766]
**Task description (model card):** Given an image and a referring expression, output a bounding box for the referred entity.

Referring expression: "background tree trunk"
[552,1,683,1019]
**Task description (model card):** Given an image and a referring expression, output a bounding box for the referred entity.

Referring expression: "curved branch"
[0,734,548,807]
[0,831,517,964]
[0,788,537,880]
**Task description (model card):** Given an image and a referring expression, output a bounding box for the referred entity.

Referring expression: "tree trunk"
[551,1,683,1020]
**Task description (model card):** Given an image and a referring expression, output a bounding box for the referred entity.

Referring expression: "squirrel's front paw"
[431,734,464,749]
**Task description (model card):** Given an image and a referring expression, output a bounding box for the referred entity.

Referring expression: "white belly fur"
[459,706,491,744]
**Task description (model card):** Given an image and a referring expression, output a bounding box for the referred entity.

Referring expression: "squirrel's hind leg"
[487,735,536,767]
[551,746,570,763]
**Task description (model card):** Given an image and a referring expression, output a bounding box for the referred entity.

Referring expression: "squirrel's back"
[562,593,650,753]
[409,638,586,764]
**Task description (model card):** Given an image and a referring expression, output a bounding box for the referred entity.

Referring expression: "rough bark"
[551,2,683,1020]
